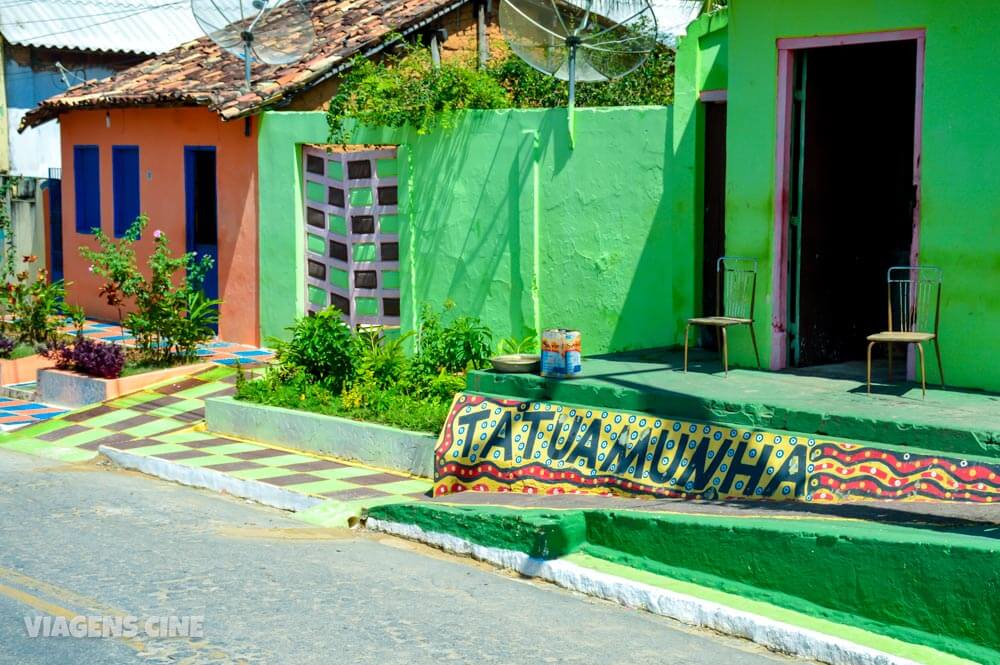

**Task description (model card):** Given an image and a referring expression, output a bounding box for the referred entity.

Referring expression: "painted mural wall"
[58,108,259,345]
[436,392,1000,503]
[721,0,1000,391]
[258,108,677,354]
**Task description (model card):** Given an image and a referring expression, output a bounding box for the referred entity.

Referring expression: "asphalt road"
[0,449,808,664]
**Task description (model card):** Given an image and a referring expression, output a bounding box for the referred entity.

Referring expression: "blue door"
[183,147,218,301]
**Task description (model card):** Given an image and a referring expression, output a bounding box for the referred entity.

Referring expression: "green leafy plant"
[81,216,220,364]
[410,301,492,375]
[328,47,510,143]
[351,326,413,389]
[486,48,675,109]
[65,304,86,337]
[327,45,676,144]
[272,306,355,392]
[238,302,493,432]
[2,260,67,345]
[0,176,73,347]
[497,332,538,355]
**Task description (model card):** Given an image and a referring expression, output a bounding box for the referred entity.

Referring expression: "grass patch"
[9,343,38,360]
[235,378,449,434]
[119,351,197,378]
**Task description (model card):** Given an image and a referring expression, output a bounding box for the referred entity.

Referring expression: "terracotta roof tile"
[21,0,471,130]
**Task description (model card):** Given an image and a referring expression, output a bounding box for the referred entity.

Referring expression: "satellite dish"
[191,0,316,89]
[499,0,657,143]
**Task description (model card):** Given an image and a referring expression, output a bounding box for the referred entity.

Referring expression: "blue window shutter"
[73,145,100,234]
[112,146,140,238]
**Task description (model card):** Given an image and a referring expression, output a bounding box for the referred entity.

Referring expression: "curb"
[99,446,324,513]
[366,517,920,665]
[205,397,436,478]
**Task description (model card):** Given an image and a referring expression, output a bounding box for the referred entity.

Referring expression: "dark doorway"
[701,100,727,350]
[789,40,917,367]
[46,178,64,283]
[184,147,219,302]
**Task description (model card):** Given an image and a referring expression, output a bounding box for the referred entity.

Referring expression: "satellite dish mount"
[191,0,317,91]
[499,0,658,147]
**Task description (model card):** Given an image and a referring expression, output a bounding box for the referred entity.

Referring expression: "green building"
[261,0,999,392]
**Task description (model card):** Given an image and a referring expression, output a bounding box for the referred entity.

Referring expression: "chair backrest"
[716,256,757,320]
[886,266,942,334]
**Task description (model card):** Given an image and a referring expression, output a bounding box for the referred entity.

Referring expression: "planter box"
[205,396,437,478]
[0,353,54,386]
[38,362,213,408]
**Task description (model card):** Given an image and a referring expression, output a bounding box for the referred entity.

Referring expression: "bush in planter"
[272,306,355,392]
[80,215,220,365]
[40,337,126,379]
[0,178,72,347]
[239,303,492,432]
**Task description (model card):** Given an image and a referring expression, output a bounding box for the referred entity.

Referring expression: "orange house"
[54,107,260,344]
[20,0,491,345]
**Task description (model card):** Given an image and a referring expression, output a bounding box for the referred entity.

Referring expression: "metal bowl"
[490,353,541,374]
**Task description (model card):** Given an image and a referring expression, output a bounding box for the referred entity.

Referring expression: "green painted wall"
[370,502,1000,664]
[258,108,679,354]
[670,11,729,343]
[722,0,1000,391]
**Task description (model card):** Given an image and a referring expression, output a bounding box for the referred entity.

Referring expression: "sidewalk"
[0,366,430,521]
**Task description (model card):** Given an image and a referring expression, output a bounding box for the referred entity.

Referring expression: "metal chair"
[684,256,761,376]
[866,266,944,398]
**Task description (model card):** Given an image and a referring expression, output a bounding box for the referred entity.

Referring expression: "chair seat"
[866,331,936,343]
[688,316,753,327]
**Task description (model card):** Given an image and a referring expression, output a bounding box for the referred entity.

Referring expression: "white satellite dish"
[191,0,316,89]
[499,0,658,144]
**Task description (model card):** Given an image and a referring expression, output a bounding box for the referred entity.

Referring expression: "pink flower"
[153,229,163,239]
[88,265,95,273]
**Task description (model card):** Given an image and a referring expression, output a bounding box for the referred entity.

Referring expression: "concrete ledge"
[468,368,1000,459]
[366,517,922,665]
[205,396,437,478]
[38,362,212,408]
[99,445,323,513]
[368,502,999,664]
[0,353,53,386]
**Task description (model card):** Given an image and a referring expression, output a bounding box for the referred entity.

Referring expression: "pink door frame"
[769,29,926,369]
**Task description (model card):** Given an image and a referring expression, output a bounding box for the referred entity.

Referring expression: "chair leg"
[683,324,691,373]
[916,342,926,399]
[748,324,761,370]
[721,327,729,377]
[933,338,945,387]
[886,342,893,383]
[866,341,875,394]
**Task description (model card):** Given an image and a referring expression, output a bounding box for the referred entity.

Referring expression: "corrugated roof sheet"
[21,0,474,129]
[0,0,204,55]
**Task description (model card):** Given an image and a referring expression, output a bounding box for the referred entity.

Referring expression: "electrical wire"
[1,2,188,43]
[0,2,185,27]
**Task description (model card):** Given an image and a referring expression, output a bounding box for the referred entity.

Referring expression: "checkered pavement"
[0,366,430,515]
[0,395,68,431]
[62,319,276,368]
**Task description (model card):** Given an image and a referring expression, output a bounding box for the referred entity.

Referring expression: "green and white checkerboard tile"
[0,367,431,511]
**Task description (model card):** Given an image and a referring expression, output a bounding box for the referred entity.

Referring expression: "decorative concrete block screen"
[302,146,401,327]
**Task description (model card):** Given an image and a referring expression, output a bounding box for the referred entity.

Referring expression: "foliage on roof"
[327,45,675,143]
[20,0,472,130]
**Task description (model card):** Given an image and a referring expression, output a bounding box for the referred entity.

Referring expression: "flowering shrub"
[80,215,219,363]
[0,177,69,346]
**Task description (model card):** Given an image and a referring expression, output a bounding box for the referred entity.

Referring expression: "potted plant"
[490,333,540,373]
